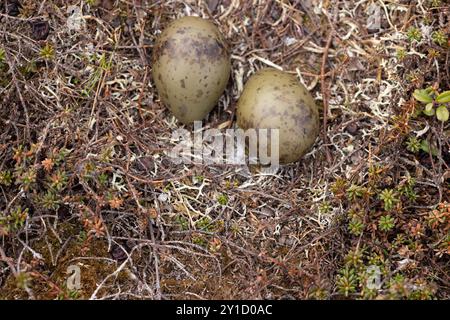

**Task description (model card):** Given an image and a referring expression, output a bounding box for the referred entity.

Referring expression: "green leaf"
[420,140,430,153]
[413,89,433,103]
[420,140,438,156]
[436,91,450,103]
[436,105,449,122]
[423,103,435,116]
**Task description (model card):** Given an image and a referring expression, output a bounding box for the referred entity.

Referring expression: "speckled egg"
[152,16,231,124]
[236,68,320,164]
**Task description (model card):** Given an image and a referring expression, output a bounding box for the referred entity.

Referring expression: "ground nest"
[0,0,449,299]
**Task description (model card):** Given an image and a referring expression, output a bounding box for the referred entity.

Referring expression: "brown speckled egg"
[152,16,231,124]
[236,68,320,164]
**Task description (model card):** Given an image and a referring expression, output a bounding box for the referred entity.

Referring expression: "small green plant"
[432,30,448,46]
[82,53,112,96]
[40,191,60,211]
[347,208,362,220]
[192,233,208,247]
[387,274,408,298]
[427,48,441,60]
[422,14,433,25]
[426,210,443,228]
[347,184,365,201]
[308,287,329,300]
[18,60,38,79]
[429,0,442,7]
[195,216,214,231]
[368,164,385,184]
[57,288,81,300]
[406,137,436,157]
[17,168,37,191]
[163,182,172,193]
[13,144,34,164]
[367,252,385,266]
[194,175,204,183]
[408,280,434,300]
[55,148,72,165]
[406,70,421,83]
[98,53,112,71]
[379,189,398,211]
[175,215,189,231]
[0,170,13,186]
[15,272,32,290]
[49,170,68,191]
[398,177,417,202]
[406,136,421,153]
[348,218,365,236]
[100,147,114,163]
[413,88,450,122]
[230,221,241,237]
[0,206,29,235]
[69,289,81,299]
[344,249,364,267]
[217,193,228,206]
[0,48,5,68]
[406,27,422,42]
[319,201,331,214]
[40,43,55,60]
[336,267,358,297]
[97,172,109,187]
[418,139,438,156]
[331,178,347,197]
[77,230,88,243]
[378,214,396,232]
[396,48,406,60]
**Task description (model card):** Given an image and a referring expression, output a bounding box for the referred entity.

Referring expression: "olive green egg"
[236,68,320,164]
[152,16,231,125]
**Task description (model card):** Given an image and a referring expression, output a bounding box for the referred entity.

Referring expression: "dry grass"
[0,0,449,299]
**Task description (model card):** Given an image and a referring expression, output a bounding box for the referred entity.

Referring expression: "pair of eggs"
[152,16,319,164]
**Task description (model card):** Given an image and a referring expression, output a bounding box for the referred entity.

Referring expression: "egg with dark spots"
[236,68,320,164]
[152,16,231,124]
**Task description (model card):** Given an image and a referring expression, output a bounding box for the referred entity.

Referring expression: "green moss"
[0,222,130,300]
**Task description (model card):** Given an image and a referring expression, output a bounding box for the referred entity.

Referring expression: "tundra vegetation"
[0,0,449,299]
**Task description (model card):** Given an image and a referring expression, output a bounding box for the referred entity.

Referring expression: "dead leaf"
[31,20,50,41]
[41,158,54,172]
[109,197,124,209]
[6,0,21,17]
